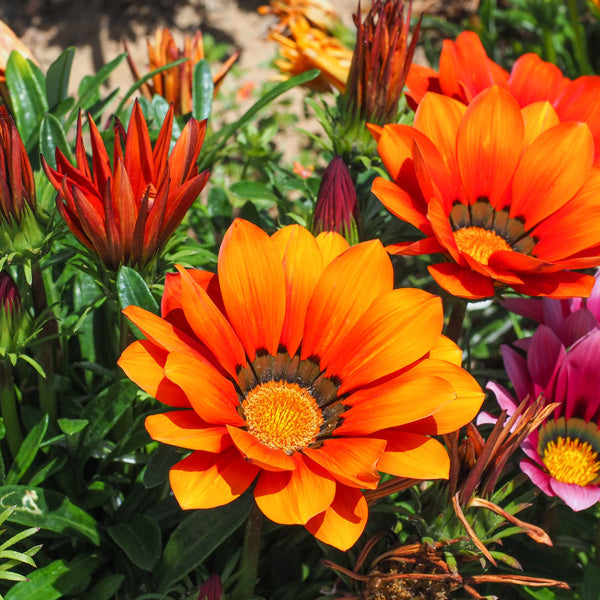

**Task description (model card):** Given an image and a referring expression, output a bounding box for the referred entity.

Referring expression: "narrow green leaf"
[5,554,104,600]
[0,570,29,582]
[230,181,279,203]
[192,59,214,122]
[78,380,138,462]
[154,493,253,591]
[6,415,48,485]
[116,266,159,314]
[5,52,48,150]
[85,574,125,600]
[143,444,182,489]
[0,485,100,545]
[108,515,161,571]
[46,47,75,111]
[198,69,320,171]
[0,549,36,567]
[67,52,127,127]
[0,526,39,551]
[39,113,73,169]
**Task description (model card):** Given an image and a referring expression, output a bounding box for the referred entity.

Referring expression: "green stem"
[0,360,23,458]
[445,299,468,344]
[31,264,58,423]
[232,502,264,600]
[542,27,557,66]
[567,0,592,75]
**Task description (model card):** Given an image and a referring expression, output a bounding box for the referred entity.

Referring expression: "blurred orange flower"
[126,28,239,115]
[0,21,38,105]
[259,0,340,33]
[43,101,209,270]
[268,15,352,92]
[406,31,600,165]
[371,86,600,299]
[119,219,483,550]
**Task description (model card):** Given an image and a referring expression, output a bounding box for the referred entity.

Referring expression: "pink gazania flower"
[486,326,600,511]
[502,271,600,349]
[405,31,600,165]
[118,218,484,550]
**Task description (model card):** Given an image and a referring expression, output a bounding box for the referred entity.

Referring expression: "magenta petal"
[485,381,518,415]
[542,298,570,333]
[549,479,600,511]
[527,325,565,396]
[558,309,599,348]
[502,297,543,323]
[584,272,600,320]
[520,459,554,496]
[500,344,531,401]
[521,430,543,464]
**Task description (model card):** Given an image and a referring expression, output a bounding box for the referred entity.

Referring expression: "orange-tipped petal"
[169,447,259,509]
[508,53,565,106]
[521,102,560,147]
[145,411,233,452]
[511,122,594,228]
[302,437,384,490]
[177,265,247,378]
[117,340,189,407]
[227,426,295,472]
[428,335,463,365]
[305,486,368,551]
[254,454,336,524]
[326,289,443,394]
[302,240,393,365]
[457,86,524,209]
[164,352,244,426]
[315,231,349,266]
[375,431,450,479]
[428,262,495,299]
[271,225,324,357]
[337,376,456,435]
[218,219,286,360]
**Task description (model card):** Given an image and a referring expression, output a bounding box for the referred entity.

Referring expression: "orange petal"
[302,437,384,490]
[508,53,565,106]
[123,305,207,359]
[169,447,259,509]
[386,236,447,256]
[302,240,393,365]
[218,219,286,360]
[254,454,336,524]
[177,265,247,378]
[457,86,524,209]
[118,340,189,407]
[162,269,223,319]
[511,122,594,229]
[124,100,155,199]
[428,262,495,299]
[326,289,443,394]
[521,102,560,147]
[271,225,324,357]
[164,352,244,426]
[375,431,450,479]
[315,231,349,266]
[305,485,368,551]
[428,335,463,366]
[511,270,596,299]
[227,426,295,472]
[145,411,233,452]
[337,376,456,436]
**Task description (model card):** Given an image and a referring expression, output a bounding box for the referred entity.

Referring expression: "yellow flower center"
[453,226,511,265]
[242,380,323,453]
[542,436,600,486]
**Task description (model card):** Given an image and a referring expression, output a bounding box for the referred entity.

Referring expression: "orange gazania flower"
[126,28,239,116]
[405,31,600,165]
[268,15,352,93]
[118,219,483,550]
[43,101,209,270]
[371,86,600,300]
[259,0,340,33]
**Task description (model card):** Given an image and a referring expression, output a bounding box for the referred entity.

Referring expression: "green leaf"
[108,515,161,571]
[85,574,125,600]
[78,380,138,462]
[6,415,48,485]
[154,493,253,591]
[57,418,89,436]
[116,266,159,314]
[5,554,104,600]
[39,113,73,169]
[230,181,279,204]
[67,52,127,127]
[143,444,182,489]
[46,47,75,111]
[5,51,48,150]
[0,485,100,545]
[198,69,320,171]
[192,59,214,122]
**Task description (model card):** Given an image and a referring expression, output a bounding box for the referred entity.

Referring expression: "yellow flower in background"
[268,15,352,93]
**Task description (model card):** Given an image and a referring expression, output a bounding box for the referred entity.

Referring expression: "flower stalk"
[232,502,264,600]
